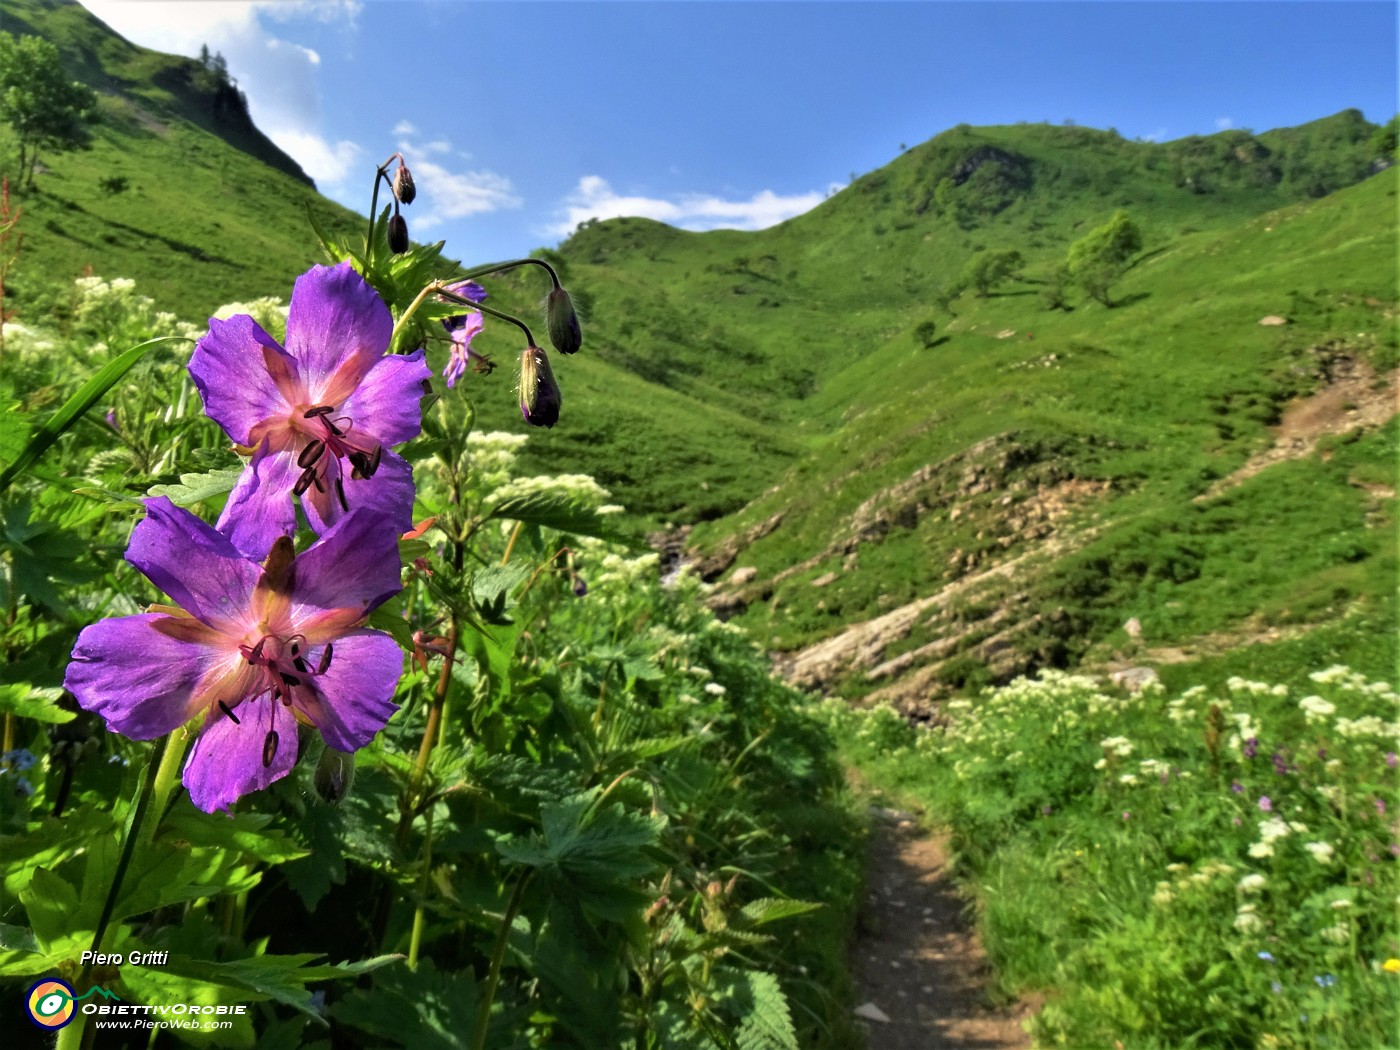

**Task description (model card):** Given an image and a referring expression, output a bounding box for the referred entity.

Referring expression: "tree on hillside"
[1066,210,1142,307]
[960,248,1023,297]
[0,33,99,189]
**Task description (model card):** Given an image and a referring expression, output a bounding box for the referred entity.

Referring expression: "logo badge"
[25,979,77,1029]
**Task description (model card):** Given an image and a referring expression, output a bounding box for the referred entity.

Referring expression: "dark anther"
[303,405,335,418]
[293,465,317,497]
[280,671,303,688]
[317,643,334,675]
[218,701,241,725]
[244,638,267,664]
[364,445,382,477]
[293,656,309,674]
[348,451,369,480]
[290,640,301,656]
[272,686,282,701]
[324,416,346,438]
[298,439,326,469]
[334,478,349,512]
[312,472,325,493]
[262,730,279,769]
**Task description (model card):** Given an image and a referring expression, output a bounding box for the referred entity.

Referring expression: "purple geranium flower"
[64,498,405,813]
[439,280,490,389]
[189,262,431,560]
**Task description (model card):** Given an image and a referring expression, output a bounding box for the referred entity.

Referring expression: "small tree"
[0,33,99,188]
[960,248,1023,297]
[913,318,939,348]
[1066,209,1142,307]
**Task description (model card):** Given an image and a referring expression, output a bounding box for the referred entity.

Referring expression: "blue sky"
[78,1,1398,264]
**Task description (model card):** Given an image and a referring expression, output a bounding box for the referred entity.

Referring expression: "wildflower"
[1122,810,1131,821]
[1271,981,1282,994]
[1271,752,1289,776]
[1388,751,1398,769]
[442,310,486,389]
[1257,951,1275,962]
[189,263,431,559]
[1231,781,1244,793]
[63,498,406,813]
[545,286,582,355]
[703,682,727,696]
[1243,737,1259,759]
[0,749,36,772]
[1303,841,1335,864]
[1320,924,1349,944]
[1258,795,1273,812]
[1314,973,1337,988]
[1298,695,1335,722]
[1383,958,1400,974]
[1234,905,1263,933]
[1238,874,1268,894]
[518,344,562,427]
[387,213,409,253]
[391,161,416,205]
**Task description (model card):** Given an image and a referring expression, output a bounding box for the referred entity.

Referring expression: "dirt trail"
[850,804,1034,1050]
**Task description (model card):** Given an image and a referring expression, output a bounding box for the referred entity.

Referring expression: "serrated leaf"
[331,957,478,1049]
[0,922,38,954]
[0,683,75,723]
[146,467,245,506]
[738,898,823,927]
[167,952,402,1022]
[484,492,639,547]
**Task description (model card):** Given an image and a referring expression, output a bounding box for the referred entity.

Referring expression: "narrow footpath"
[850,803,1035,1050]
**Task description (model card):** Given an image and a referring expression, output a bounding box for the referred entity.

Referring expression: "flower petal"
[216,444,302,561]
[189,315,298,445]
[284,263,393,404]
[294,630,402,752]
[128,498,261,631]
[184,697,299,813]
[299,448,416,547]
[289,507,405,622]
[64,614,233,739]
[342,348,431,446]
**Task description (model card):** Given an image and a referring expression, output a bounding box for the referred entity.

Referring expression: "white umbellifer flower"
[1258,817,1292,843]
[1309,665,1350,684]
[1233,904,1264,933]
[1099,735,1134,757]
[1304,841,1335,864]
[1298,695,1336,722]
[1330,898,1352,910]
[1118,774,1137,785]
[1237,873,1267,894]
[1320,923,1349,944]
[1152,883,1174,906]
[1248,841,1274,859]
[703,682,726,696]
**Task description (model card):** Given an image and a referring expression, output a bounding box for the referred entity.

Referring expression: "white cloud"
[1216,116,1234,131]
[395,135,522,229]
[77,1,363,191]
[1141,127,1169,142]
[545,176,837,238]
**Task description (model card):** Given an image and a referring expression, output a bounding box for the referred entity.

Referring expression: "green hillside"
[1,0,1394,706]
[0,0,363,320]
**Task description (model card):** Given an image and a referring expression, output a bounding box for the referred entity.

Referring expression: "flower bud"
[313,747,355,804]
[387,213,409,253]
[391,162,416,205]
[545,286,582,355]
[518,345,561,428]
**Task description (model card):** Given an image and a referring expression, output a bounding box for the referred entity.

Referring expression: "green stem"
[452,257,562,290]
[58,736,168,1050]
[144,728,189,844]
[470,872,531,1050]
[388,280,536,352]
[407,806,435,971]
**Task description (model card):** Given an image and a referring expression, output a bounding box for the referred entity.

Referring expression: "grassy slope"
[0,0,363,321]
[2,0,1393,690]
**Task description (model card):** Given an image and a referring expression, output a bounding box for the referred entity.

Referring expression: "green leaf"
[0,336,184,495]
[19,867,83,949]
[738,898,823,927]
[146,467,244,506]
[331,958,478,1049]
[0,922,38,954]
[730,970,798,1050]
[496,791,664,887]
[0,683,75,723]
[167,952,402,1023]
[162,807,310,865]
[484,492,639,547]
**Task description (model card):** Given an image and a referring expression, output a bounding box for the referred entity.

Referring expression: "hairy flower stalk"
[190,262,431,560]
[64,498,406,812]
[440,279,491,388]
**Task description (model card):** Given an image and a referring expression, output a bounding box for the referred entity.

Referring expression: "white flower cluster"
[491,472,612,509]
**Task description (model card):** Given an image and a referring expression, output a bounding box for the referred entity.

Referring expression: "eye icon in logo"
[26,979,76,1029]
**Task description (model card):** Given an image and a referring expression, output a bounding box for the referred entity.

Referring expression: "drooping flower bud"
[545,286,582,355]
[391,162,416,205]
[313,747,355,804]
[518,345,561,428]
[387,213,409,253]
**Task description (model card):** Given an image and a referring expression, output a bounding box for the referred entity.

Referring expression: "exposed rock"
[1257,315,1290,326]
[1124,617,1143,640]
[730,566,757,586]
[853,1002,892,1023]
[1110,666,1160,692]
[687,512,784,581]
[811,571,839,588]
